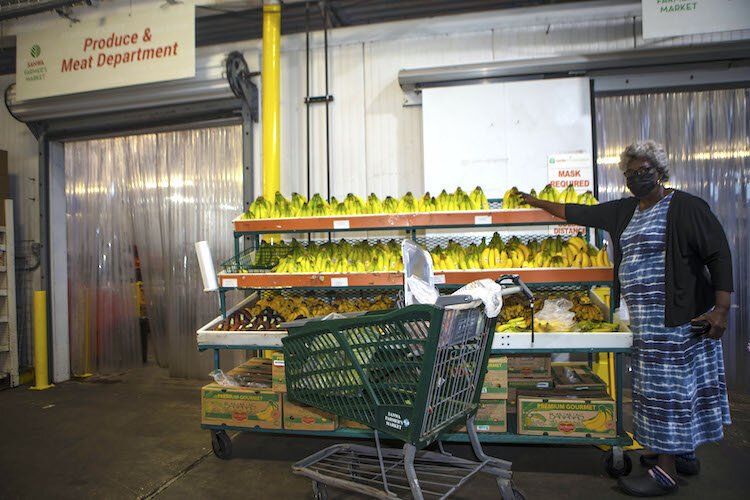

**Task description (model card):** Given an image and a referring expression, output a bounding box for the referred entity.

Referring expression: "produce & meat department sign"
[16,3,195,101]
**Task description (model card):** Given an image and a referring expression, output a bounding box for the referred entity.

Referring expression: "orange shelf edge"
[218,268,614,289]
[232,209,565,233]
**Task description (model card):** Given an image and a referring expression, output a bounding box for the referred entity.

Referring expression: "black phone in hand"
[690,319,711,336]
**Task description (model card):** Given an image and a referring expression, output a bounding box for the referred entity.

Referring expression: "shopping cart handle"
[497,274,534,301]
[435,295,474,308]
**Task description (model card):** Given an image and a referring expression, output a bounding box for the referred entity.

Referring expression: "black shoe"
[618,471,679,497]
[639,454,701,476]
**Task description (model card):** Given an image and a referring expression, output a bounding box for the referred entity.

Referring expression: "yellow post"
[31,291,54,390]
[262,0,281,201]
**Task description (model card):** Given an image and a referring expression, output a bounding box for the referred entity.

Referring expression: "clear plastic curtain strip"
[595,89,750,393]
[65,125,244,377]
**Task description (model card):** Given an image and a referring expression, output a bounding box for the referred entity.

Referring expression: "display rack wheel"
[312,481,328,500]
[604,448,632,478]
[210,430,232,460]
[512,488,527,500]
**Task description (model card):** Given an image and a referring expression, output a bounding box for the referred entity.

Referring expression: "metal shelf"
[197,330,632,353]
[217,267,614,290]
[233,208,565,234]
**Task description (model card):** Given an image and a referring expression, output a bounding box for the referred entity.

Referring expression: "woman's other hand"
[692,306,729,340]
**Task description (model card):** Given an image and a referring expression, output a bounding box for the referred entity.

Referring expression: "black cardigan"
[565,190,733,327]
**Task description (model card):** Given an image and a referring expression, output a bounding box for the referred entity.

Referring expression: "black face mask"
[627,170,659,198]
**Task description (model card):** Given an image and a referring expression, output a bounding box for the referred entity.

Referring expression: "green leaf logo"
[30,45,41,58]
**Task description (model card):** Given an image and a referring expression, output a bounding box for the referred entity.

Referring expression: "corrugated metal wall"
[596,89,750,393]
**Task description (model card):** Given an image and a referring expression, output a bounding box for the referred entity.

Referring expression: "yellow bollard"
[31,291,54,390]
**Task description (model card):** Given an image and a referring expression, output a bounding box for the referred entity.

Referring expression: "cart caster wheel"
[312,481,328,500]
[211,430,232,460]
[604,449,632,478]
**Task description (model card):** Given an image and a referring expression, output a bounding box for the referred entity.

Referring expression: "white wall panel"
[492,17,635,61]
[363,32,494,199]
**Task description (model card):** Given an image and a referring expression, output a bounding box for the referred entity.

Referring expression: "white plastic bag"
[535,298,576,331]
[451,279,504,318]
[401,240,438,306]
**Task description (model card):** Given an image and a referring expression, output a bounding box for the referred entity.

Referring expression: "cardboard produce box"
[517,394,616,438]
[272,352,286,393]
[507,355,551,378]
[340,418,370,430]
[457,400,507,433]
[283,395,337,431]
[228,357,273,388]
[201,384,282,429]
[552,366,607,392]
[480,356,508,400]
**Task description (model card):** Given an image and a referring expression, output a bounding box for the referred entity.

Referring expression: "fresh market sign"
[642,0,750,39]
[15,2,195,101]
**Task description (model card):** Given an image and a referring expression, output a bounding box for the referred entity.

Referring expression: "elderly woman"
[521,140,732,497]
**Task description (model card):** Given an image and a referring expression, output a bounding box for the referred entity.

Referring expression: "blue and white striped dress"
[619,192,731,454]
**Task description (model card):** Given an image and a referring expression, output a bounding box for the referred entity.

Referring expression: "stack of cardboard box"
[515,364,617,438]
[201,354,338,432]
[506,355,553,415]
[457,356,508,433]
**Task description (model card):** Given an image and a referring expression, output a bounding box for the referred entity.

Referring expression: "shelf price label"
[474,215,492,225]
[222,278,238,288]
[331,277,349,287]
[333,220,350,230]
[433,274,446,284]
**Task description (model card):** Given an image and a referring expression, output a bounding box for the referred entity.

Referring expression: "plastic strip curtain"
[65,125,243,377]
[595,89,750,392]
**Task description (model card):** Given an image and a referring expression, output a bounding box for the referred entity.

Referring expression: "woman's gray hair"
[619,140,670,182]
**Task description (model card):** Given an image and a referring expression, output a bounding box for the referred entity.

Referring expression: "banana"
[567,235,587,253]
[581,252,591,268]
[596,248,611,267]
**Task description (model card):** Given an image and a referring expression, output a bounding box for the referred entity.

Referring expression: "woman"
[521,140,732,497]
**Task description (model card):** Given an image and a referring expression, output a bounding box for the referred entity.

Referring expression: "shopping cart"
[282,276,532,499]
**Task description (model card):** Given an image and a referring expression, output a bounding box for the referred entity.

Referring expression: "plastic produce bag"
[402,240,438,306]
[451,279,504,318]
[535,298,576,332]
[209,369,240,387]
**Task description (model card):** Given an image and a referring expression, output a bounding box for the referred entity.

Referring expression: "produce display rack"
[199,206,634,479]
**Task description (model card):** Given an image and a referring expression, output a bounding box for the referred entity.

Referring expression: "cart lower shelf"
[201,423,633,447]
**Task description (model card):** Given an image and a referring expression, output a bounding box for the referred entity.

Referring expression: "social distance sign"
[16,2,195,101]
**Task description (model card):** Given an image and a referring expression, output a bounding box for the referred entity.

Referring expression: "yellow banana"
[567,236,587,253]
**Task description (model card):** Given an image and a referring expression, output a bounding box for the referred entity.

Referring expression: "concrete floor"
[1,364,748,500]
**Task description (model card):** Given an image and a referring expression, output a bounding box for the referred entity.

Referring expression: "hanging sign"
[547,152,593,236]
[15,3,195,101]
[642,0,750,39]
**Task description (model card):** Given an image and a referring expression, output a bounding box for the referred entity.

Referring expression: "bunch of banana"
[502,187,523,209]
[581,407,615,433]
[537,184,560,202]
[273,239,404,274]
[495,317,529,332]
[558,184,580,204]
[242,186,492,219]
[252,293,395,321]
[571,302,605,322]
[577,190,598,205]
[576,320,619,332]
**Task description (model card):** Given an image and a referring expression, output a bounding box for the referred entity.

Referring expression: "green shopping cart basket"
[282,296,498,450]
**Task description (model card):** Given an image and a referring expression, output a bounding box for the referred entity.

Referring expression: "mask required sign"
[15,2,195,101]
